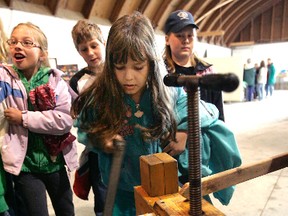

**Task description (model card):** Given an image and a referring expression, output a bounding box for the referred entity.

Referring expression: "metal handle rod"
[103,140,126,216]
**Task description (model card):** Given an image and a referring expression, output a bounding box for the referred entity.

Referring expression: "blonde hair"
[11,22,50,67]
[0,19,9,63]
[71,20,105,50]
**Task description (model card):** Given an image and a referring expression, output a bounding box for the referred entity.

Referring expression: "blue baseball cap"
[164,10,199,34]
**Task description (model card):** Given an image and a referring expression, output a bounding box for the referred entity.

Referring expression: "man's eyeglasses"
[6,39,41,49]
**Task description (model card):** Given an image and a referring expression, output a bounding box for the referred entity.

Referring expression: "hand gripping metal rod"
[103,140,126,216]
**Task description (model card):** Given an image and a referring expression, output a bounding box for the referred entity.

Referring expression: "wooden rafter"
[194,0,215,23]
[138,0,150,13]
[270,3,275,42]
[198,30,225,37]
[82,0,96,19]
[225,0,281,45]
[258,13,262,42]
[281,0,286,39]
[109,0,125,23]
[152,0,170,29]
[199,1,236,44]
[181,0,197,11]
[4,0,13,7]
[201,0,237,32]
[45,0,65,15]
[222,0,264,45]
[1,0,288,46]
[173,0,186,10]
[213,0,262,44]
[196,0,235,24]
[229,41,255,47]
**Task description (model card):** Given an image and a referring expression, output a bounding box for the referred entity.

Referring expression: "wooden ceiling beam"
[222,0,263,45]
[1,0,287,46]
[270,3,275,42]
[109,0,125,23]
[194,0,215,23]
[196,0,238,45]
[196,0,236,25]
[198,30,225,37]
[45,0,66,15]
[4,0,13,7]
[138,0,151,13]
[225,0,281,45]
[152,0,170,29]
[229,41,255,47]
[260,12,264,42]
[173,0,186,10]
[282,0,287,39]
[200,0,237,31]
[82,0,96,19]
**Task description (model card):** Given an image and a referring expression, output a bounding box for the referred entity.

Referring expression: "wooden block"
[140,153,178,196]
[154,153,178,194]
[134,186,160,215]
[153,193,187,215]
[154,196,225,215]
[140,154,165,196]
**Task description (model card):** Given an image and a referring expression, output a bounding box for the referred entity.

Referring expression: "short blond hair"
[71,20,105,50]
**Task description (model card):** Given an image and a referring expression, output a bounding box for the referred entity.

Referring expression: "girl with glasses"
[0,22,77,216]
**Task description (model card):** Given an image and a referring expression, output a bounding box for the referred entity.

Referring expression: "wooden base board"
[135,186,225,216]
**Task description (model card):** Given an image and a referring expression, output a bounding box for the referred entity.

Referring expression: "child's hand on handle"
[163,131,187,156]
[103,134,124,154]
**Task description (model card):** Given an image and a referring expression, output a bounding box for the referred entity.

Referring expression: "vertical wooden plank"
[154,153,178,195]
[140,154,165,196]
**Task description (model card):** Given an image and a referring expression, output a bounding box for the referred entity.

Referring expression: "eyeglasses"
[6,39,41,49]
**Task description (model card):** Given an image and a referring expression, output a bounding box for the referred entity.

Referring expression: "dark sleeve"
[69,75,79,94]
[69,70,88,94]
[200,89,225,122]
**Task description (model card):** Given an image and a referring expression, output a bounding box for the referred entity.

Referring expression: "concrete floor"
[48,90,288,216]
[212,90,288,216]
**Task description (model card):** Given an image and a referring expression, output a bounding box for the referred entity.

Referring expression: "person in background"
[70,19,107,215]
[254,63,259,99]
[266,58,276,97]
[243,58,256,101]
[257,60,267,101]
[0,18,12,216]
[71,11,241,215]
[1,22,78,216]
[163,10,225,122]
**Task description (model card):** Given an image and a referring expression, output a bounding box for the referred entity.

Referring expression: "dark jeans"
[246,85,254,101]
[89,152,107,215]
[4,172,26,216]
[13,169,74,216]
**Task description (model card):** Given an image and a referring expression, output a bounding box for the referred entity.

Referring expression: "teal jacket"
[267,63,276,85]
[176,101,242,205]
[243,65,256,86]
[75,87,241,215]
